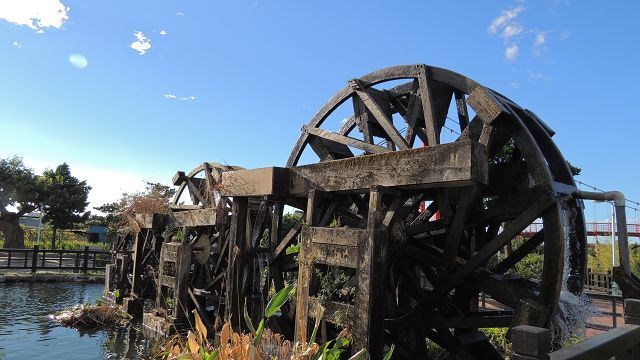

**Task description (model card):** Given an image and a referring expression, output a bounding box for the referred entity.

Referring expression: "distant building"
[87,224,108,242]
[19,212,42,227]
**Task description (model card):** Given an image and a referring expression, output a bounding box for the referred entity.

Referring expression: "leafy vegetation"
[0,156,92,249]
[99,181,175,237]
[39,163,91,249]
[157,284,394,359]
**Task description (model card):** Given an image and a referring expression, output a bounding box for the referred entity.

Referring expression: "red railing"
[521,222,640,237]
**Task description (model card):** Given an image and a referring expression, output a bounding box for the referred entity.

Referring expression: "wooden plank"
[225,197,248,330]
[493,230,545,274]
[443,186,478,270]
[352,94,373,145]
[289,140,487,196]
[306,241,359,268]
[358,189,388,360]
[549,325,640,360]
[455,91,470,132]
[218,167,289,198]
[304,125,389,155]
[170,208,221,227]
[308,134,354,161]
[349,79,410,150]
[307,227,365,247]
[222,141,488,197]
[466,86,511,125]
[271,221,303,262]
[417,65,440,146]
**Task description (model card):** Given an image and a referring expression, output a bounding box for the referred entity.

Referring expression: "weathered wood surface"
[221,140,487,197]
[136,208,223,229]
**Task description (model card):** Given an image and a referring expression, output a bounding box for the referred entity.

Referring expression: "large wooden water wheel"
[269,64,587,358]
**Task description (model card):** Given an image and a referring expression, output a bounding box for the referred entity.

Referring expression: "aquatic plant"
[51,301,132,329]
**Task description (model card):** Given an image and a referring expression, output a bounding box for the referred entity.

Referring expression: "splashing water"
[550,202,599,345]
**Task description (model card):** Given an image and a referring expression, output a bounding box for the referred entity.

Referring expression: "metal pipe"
[573,190,631,276]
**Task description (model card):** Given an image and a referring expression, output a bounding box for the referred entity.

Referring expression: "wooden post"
[613,297,618,328]
[131,232,145,297]
[294,190,320,344]
[356,186,388,359]
[83,246,90,274]
[173,242,192,323]
[510,325,551,360]
[625,299,640,325]
[31,244,39,273]
[225,197,248,330]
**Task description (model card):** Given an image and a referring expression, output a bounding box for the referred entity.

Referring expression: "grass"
[0,225,109,250]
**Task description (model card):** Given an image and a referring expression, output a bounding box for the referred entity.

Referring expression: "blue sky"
[0,0,639,220]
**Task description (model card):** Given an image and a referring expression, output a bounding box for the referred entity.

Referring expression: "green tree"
[39,163,91,249]
[0,156,43,248]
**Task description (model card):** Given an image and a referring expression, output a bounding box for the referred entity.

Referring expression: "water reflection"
[0,282,155,359]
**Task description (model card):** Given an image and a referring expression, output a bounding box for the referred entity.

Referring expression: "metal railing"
[0,245,112,273]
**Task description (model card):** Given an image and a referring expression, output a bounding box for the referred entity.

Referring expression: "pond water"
[0,282,155,360]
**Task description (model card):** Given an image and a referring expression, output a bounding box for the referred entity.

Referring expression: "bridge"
[522,222,640,239]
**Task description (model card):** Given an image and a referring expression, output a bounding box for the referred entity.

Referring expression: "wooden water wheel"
[163,162,243,323]
[269,64,587,358]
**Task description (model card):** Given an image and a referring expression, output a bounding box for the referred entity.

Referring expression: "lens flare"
[68,54,88,69]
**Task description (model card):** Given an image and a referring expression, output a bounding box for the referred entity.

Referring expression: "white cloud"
[164,94,196,101]
[488,5,525,34]
[160,30,167,35]
[509,82,520,89]
[68,53,88,69]
[527,70,550,81]
[0,0,69,31]
[505,44,519,62]
[502,23,524,41]
[534,32,546,47]
[130,31,151,55]
[12,41,22,48]
[532,31,547,56]
[559,30,570,41]
[176,11,184,16]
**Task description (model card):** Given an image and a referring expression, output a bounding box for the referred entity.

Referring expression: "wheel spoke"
[435,195,554,298]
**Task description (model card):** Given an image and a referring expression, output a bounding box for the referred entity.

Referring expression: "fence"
[0,245,112,273]
[585,268,614,294]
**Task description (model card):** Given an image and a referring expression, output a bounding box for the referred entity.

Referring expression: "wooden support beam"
[455,91,470,132]
[417,64,440,146]
[221,140,488,197]
[493,230,545,274]
[303,125,389,155]
[349,79,410,150]
[225,197,248,330]
[136,208,224,229]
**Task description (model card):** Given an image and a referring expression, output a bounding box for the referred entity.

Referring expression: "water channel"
[0,282,155,359]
